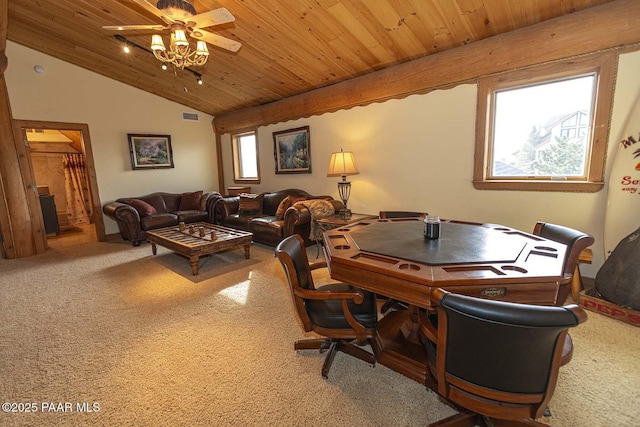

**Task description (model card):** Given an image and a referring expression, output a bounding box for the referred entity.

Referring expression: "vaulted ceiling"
[7,0,617,122]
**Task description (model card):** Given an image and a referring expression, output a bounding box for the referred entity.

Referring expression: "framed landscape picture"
[273,126,311,174]
[128,134,174,170]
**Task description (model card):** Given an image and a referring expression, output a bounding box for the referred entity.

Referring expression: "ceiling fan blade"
[188,7,235,29]
[131,0,175,24]
[102,24,166,31]
[191,29,241,52]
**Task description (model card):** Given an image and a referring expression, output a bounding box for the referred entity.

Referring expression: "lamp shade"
[195,40,209,56]
[151,34,166,51]
[172,29,189,47]
[327,150,359,177]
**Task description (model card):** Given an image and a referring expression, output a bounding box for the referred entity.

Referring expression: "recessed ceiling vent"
[182,112,199,121]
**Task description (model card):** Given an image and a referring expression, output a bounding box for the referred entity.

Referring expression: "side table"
[314,213,378,257]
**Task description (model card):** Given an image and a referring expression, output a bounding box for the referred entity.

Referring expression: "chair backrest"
[428,288,587,421]
[275,234,315,331]
[533,221,594,278]
[379,211,427,219]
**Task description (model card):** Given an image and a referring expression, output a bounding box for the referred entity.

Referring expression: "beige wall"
[4,41,219,236]
[220,49,640,276]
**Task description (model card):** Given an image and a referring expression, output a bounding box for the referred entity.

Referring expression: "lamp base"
[339,208,352,220]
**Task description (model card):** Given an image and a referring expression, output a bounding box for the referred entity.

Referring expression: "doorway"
[13,119,105,248]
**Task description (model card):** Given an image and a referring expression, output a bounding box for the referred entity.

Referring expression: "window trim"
[231,129,260,184]
[473,52,617,192]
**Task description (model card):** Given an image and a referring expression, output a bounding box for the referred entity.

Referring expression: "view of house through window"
[232,131,260,183]
[492,75,595,178]
[474,52,615,192]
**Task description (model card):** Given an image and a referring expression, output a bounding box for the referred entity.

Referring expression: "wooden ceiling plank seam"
[430,0,477,47]
[294,0,372,75]
[221,2,330,87]
[326,2,396,65]
[339,0,411,61]
[362,0,428,57]
[405,0,455,52]
[226,2,328,81]
[481,0,516,34]
[388,0,438,54]
[256,0,365,83]
[270,0,365,79]
[454,0,494,41]
[292,1,388,71]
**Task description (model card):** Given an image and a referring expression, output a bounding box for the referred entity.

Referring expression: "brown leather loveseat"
[213,188,343,246]
[103,190,222,245]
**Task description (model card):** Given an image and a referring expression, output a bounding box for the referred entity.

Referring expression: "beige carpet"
[0,240,638,427]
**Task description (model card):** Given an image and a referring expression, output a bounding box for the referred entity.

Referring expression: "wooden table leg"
[372,309,428,385]
[243,244,251,259]
[190,256,200,275]
[151,242,157,255]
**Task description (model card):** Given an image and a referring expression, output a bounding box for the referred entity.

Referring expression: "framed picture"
[273,126,311,174]
[128,134,174,170]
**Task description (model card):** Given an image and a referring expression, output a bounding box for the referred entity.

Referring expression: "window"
[231,130,260,183]
[473,53,616,191]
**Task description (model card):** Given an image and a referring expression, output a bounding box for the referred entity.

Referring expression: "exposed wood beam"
[213,0,640,134]
[58,129,84,154]
[0,0,44,258]
[0,0,6,74]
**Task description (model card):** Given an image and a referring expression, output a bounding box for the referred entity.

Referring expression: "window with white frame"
[473,53,616,192]
[232,130,260,183]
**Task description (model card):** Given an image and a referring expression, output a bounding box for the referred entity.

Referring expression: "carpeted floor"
[0,240,638,426]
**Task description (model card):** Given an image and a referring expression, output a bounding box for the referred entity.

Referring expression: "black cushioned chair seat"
[306,283,378,330]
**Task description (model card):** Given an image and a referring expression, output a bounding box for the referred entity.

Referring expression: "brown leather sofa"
[213,188,343,246]
[103,191,222,245]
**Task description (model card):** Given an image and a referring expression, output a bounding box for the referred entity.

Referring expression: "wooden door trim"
[13,119,105,242]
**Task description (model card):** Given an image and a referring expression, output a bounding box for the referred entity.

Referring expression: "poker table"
[322,218,568,384]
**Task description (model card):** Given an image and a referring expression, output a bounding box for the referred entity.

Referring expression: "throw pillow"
[127,199,157,217]
[238,193,263,215]
[275,195,293,220]
[178,190,203,211]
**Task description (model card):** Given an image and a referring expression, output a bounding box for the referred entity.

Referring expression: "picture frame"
[128,134,174,170]
[273,126,311,174]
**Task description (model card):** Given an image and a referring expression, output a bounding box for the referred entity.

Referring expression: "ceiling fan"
[103,0,241,67]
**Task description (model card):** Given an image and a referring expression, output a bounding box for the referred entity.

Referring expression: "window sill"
[472,180,604,192]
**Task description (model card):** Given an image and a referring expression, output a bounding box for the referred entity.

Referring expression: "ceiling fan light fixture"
[172,28,189,47]
[195,41,209,56]
[151,34,166,51]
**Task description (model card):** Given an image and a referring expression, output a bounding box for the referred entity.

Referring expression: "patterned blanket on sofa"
[294,199,335,240]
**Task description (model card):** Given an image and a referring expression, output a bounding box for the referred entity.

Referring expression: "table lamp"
[327,149,359,219]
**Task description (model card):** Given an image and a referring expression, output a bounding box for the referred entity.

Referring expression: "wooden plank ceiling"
[7,0,615,120]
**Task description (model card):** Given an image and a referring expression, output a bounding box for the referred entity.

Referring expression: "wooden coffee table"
[146,222,253,275]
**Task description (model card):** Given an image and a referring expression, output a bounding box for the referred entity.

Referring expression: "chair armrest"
[418,310,438,344]
[565,304,588,324]
[309,260,328,271]
[295,286,370,340]
[294,287,365,305]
